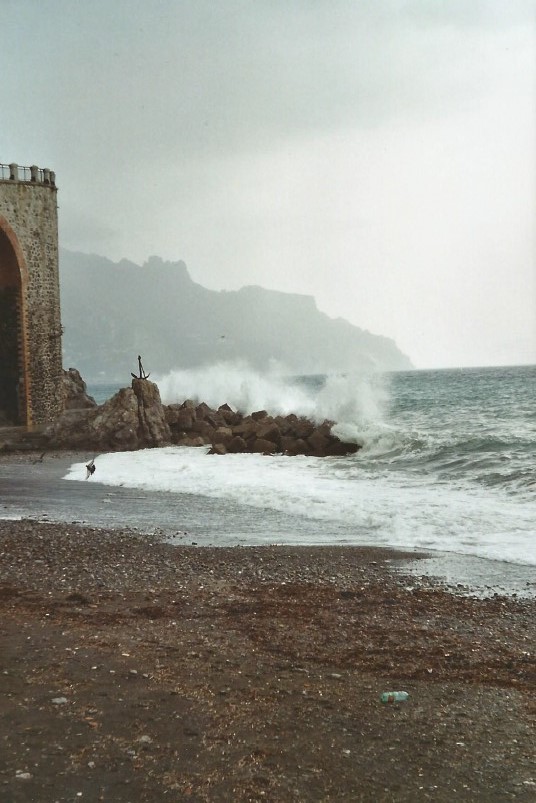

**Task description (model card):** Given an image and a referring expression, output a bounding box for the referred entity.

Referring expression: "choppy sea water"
[78,363,536,569]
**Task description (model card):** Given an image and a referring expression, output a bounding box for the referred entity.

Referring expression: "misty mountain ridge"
[59,249,412,382]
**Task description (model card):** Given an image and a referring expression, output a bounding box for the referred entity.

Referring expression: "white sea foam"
[156,361,317,418]
[63,364,536,568]
[155,362,391,442]
[64,446,536,566]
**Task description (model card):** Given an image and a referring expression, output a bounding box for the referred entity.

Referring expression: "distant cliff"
[59,250,412,381]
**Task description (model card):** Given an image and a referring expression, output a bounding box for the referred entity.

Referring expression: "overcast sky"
[2,0,535,369]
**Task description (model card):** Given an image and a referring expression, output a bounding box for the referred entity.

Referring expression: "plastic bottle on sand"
[380,691,409,703]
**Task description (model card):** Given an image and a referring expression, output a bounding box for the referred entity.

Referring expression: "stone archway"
[0,221,29,425]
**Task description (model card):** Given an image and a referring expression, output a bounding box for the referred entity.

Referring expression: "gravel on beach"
[0,518,535,802]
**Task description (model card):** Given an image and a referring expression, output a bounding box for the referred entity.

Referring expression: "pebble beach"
[0,489,535,801]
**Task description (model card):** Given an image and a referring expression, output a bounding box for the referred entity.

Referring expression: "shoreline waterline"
[0,451,534,598]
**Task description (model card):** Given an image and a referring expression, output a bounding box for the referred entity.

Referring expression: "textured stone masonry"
[0,166,62,425]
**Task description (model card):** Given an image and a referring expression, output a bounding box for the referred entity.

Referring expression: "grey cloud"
[6,0,532,173]
[403,0,535,30]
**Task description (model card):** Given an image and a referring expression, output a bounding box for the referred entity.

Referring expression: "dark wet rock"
[45,379,170,451]
[251,437,277,454]
[132,377,171,446]
[208,443,227,455]
[167,403,359,457]
[62,368,97,410]
[226,435,248,454]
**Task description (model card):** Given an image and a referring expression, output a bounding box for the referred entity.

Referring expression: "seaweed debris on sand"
[0,519,534,802]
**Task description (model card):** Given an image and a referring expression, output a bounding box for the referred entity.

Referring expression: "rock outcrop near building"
[46,377,171,451]
[62,368,98,410]
[45,376,359,457]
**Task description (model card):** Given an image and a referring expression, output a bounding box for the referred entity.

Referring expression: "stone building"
[0,162,63,426]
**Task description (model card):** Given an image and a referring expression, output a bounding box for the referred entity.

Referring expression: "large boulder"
[46,379,170,451]
[226,435,248,454]
[132,377,171,446]
[306,425,331,456]
[251,437,278,454]
[210,426,234,448]
[89,388,140,449]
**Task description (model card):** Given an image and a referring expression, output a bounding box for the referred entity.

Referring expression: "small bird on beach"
[85,458,96,480]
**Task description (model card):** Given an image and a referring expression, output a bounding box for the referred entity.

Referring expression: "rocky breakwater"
[165,400,359,457]
[45,377,359,457]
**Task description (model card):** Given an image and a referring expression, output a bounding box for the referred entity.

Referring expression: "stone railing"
[0,162,56,186]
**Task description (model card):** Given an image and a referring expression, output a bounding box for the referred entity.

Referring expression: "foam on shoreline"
[0,452,534,597]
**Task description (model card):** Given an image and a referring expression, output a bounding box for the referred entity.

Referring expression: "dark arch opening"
[0,227,26,425]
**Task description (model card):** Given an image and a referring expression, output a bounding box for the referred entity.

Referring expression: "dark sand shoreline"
[1,516,535,801]
[1,450,535,598]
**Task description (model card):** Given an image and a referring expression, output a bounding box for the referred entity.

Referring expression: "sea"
[71,363,536,571]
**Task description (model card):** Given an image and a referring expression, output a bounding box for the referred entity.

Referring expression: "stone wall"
[0,166,62,424]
